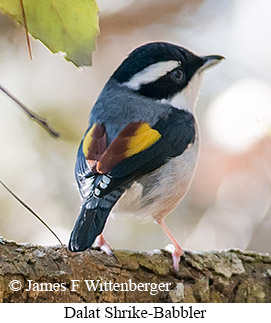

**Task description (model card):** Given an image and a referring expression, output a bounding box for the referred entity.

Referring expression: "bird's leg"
[94,234,113,256]
[158,220,184,271]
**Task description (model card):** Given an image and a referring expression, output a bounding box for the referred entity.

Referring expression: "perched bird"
[68,42,223,270]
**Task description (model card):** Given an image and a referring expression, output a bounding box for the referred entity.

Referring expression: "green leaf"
[0,0,100,66]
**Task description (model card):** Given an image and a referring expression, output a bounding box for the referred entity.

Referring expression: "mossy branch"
[0,240,271,303]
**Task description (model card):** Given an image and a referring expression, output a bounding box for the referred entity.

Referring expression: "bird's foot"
[165,243,184,271]
[158,220,184,271]
[94,234,113,256]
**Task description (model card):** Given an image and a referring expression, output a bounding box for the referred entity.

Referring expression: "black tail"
[68,190,123,252]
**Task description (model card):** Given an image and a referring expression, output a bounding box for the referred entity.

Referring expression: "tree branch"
[0,240,270,302]
[0,84,60,138]
[0,180,63,247]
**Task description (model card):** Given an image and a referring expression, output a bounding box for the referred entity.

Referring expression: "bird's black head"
[112,42,223,101]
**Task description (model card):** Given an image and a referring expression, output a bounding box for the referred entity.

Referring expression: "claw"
[172,246,184,271]
[94,234,113,256]
[165,243,184,271]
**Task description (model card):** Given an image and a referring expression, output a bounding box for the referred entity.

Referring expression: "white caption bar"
[1,303,270,322]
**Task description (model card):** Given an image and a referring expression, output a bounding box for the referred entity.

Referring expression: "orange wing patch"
[83,123,107,171]
[97,122,161,174]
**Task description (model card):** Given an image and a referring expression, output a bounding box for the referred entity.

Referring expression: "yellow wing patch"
[125,123,161,158]
[82,123,97,158]
[96,122,161,174]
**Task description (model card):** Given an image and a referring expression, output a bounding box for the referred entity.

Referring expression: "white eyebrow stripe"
[123,60,180,90]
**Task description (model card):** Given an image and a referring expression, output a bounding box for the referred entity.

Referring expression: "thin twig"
[0,84,60,138]
[19,0,33,61]
[0,180,64,247]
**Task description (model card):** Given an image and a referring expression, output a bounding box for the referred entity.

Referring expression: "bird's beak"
[199,55,225,72]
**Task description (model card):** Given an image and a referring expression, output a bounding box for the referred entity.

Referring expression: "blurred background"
[0,0,270,254]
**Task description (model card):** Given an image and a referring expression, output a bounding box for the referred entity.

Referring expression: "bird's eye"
[171,69,184,82]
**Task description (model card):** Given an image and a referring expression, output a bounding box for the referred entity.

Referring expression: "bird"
[68,42,223,270]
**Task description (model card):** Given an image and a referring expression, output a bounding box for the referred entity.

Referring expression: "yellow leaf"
[0,0,100,66]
